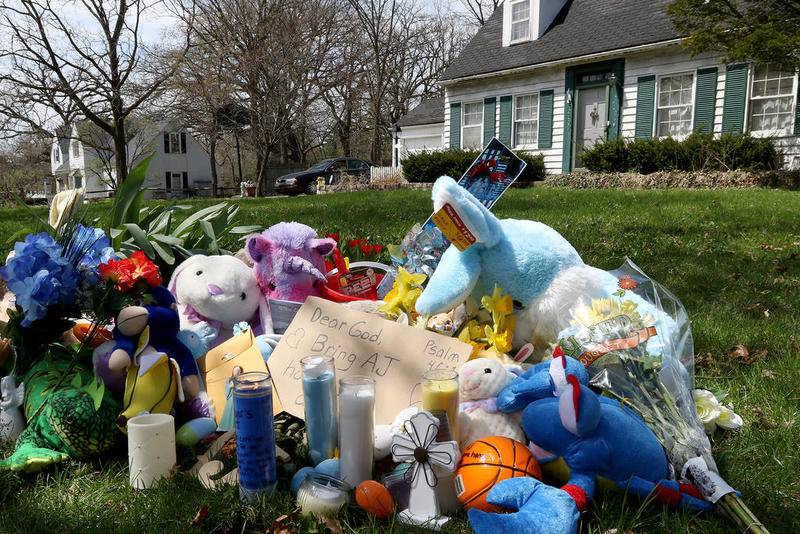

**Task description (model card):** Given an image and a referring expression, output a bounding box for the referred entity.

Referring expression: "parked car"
[274,157,372,195]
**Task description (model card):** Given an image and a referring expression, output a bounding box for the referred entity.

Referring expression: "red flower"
[348,238,365,249]
[326,233,339,244]
[371,244,383,255]
[100,250,162,292]
[618,275,638,291]
[360,243,372,255]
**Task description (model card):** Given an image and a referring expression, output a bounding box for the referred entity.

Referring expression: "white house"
[395,0,800,173]
[51,121,215,199]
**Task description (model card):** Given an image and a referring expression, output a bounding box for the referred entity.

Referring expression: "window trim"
[461,101,484,150]
[746,64,798,136]
[512,92,540,149]
[508,0,532,45]
[654,70,697,140]
[53,145,60,163]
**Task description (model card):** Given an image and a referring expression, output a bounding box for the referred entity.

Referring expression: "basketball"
[354,480,395,519]
[455,436,542,512]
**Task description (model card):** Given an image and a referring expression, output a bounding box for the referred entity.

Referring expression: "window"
[169,132,181,154]
[514,94,539,146]
[657,73,694,137]
[509,0,530,43]
[53,146,60,163]
[165,171,184,191]
[72,140,80,158]
[73,173,83,189]
[749,64,796,132]
[462,102,483,149]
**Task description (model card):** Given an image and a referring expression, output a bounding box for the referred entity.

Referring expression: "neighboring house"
[396,0,800,173]
[50,121,215,199]
[392,96,445,167]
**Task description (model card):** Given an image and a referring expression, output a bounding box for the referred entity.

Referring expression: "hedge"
[581,133,780,174]
[402,149,546,184]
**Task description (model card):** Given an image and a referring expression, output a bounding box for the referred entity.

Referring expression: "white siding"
[445,65,566,174]
[397,123,445,162]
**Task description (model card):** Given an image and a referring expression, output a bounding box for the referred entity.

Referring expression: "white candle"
[128,413,176,489]
[338,376,375,487]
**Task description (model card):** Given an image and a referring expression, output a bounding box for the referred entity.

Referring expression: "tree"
[668,0,800,70]
[0,135,51,203]
[457,0,500,27]
[0,0,194,185]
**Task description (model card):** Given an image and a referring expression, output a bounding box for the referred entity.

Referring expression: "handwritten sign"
[268,297,473,425]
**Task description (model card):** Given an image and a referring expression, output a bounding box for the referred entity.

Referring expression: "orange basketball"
[455,436,542,512]
[355,480,395,519]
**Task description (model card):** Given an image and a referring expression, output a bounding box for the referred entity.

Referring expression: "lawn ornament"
[168,254,271,345]
[468,351,713,534]
[391,410,460,530]
[458,358,524,447]
[416,176,676,357]
[0,375,25,444]
[247,222,336,303]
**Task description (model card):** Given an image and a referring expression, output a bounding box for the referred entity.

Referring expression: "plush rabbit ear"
[557,376,600,438]
[309,237,336,256]
[168,255,206,296]
[431,176,503,248]
[247,234,274,263]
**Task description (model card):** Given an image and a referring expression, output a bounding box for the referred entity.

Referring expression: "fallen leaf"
[266,508,302,534]
[762,369,776,380]
[695,352,714,369]
[191,506,209,527]
[751,407,777,429]
[727,344,749,360]
[727,345,767,365]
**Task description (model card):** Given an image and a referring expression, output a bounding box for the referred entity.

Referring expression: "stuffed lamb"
[415,176,677,358]
[458,358,525,447]
[168,254,272,346]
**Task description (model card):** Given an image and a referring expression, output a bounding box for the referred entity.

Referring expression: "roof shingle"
[441,0,680,81]
[396,96,445,127]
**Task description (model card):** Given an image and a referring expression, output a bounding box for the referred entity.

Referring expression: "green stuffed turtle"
[0,358,119,473]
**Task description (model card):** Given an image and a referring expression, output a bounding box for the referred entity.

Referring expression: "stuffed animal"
[247,222,336,303]
[168,254,271,345]
[0,375,25,444]
[458,358,525,447]
[415,176,675,357]
[468,351,712,534]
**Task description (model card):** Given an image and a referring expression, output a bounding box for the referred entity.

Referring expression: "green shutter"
[694,67,718,134]
[449,102,461,149]
[483,97,496,145]
[538,90,554,149]
[635,75,656,139]
[722,64,748,134]
[794,77,800,136]
[499,96,512,145]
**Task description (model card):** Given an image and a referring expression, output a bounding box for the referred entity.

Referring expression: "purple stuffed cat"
[247,222,336,303]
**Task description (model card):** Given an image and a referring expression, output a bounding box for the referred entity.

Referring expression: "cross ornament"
[391,410,460,530]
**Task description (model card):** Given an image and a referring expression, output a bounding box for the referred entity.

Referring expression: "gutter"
[439,38,684,86]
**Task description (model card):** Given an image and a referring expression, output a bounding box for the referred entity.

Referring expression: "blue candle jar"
[233,371,277,502]
[301,356,337,466]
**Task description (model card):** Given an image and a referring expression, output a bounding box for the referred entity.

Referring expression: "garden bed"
[544,169,800,189]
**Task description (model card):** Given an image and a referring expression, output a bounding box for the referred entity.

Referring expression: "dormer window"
[510,0,531,43]
[53,146,60,163]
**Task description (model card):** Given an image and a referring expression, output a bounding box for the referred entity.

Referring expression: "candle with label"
[338,376,375,487]
[302,356,337,465]
[421,369,459,442]
[233,371,277,502]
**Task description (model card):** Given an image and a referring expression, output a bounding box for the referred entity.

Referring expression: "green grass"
[1,187,799,533]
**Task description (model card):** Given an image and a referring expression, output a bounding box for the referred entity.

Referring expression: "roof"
[396,96,445,127]
[441,0,681,82]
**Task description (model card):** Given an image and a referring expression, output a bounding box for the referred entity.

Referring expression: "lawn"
[0,187,798,533]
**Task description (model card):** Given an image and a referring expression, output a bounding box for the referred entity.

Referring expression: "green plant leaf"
[151,233,183,246]
[122,223,156,257]
[230,225,261,234]
[173,202,227,236]
[151,240,176,265]
[109,156,151,241]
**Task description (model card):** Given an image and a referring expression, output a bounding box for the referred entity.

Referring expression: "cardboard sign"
[267,297,473,425]
[431,202,477,251]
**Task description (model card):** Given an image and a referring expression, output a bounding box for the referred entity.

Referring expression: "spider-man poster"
[456,138,526,209]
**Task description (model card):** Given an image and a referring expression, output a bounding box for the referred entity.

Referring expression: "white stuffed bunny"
[458,358,525,447]
[169,254,272,346]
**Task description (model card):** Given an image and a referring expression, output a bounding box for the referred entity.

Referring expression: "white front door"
[575,86,608,167]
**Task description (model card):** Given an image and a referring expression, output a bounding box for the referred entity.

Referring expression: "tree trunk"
[209,137,218,197]
[112,119,128,186]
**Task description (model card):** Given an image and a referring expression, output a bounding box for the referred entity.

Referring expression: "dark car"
[274,157,372,195]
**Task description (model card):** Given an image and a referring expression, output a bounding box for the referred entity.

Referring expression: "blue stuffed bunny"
[415,176,678,357]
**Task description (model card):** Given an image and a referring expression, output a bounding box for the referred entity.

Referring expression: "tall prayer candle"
[128,413,176,489]
[234,371,277,502]
[338,376,375,487]
[302,356,337,465]
[421,369,459,442]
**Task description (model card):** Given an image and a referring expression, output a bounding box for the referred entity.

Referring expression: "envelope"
[199,330,282,423]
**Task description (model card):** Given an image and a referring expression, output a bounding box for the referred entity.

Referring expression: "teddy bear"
[458,358,525,447]
[168,254,271,346]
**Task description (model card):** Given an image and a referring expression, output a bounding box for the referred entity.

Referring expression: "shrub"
[582,132,780,174]
[403,149,546,184]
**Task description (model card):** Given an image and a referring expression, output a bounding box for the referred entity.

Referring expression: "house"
[395,0,800,172]
[50,120,215,199]
[392,96,445,167]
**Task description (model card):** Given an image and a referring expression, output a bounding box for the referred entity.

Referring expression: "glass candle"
[296,473,349,516]
[421,369,459,442]
[338,376,375,487]
[302,356,337,466]
[233,371,277,502]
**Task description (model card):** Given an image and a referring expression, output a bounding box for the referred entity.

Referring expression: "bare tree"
[77,117,154,190]
[457,0,500,26]
[0,134,51,203]
[0,0,194,185]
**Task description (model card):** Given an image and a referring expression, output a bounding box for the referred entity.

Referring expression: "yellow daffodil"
[479,285,517,355]
[379,267,427,319]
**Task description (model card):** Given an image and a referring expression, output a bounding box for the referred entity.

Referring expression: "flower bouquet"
[556,259,766,533]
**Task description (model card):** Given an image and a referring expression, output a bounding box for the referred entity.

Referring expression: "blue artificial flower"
[68,225,117,269]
